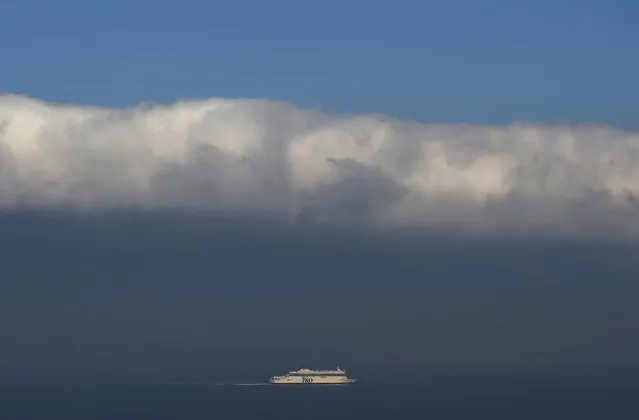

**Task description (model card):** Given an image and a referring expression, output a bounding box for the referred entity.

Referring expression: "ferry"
[269,367,356,385]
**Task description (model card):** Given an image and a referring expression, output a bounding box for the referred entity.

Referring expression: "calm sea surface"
[2,369,638,419]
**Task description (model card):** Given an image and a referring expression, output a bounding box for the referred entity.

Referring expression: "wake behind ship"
[269,367,356,385]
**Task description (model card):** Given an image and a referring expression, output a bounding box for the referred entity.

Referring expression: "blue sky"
[1,0,638,127]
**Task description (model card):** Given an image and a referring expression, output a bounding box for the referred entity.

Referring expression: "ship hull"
[269,376,356,385]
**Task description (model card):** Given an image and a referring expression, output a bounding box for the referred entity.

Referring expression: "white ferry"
[269,367,357,385]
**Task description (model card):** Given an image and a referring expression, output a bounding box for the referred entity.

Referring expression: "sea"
[2,368,638,419]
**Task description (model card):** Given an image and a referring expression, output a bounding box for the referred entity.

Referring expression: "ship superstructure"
[269,367,356,385]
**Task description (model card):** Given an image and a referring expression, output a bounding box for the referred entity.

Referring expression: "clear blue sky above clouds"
[1,0,637,127]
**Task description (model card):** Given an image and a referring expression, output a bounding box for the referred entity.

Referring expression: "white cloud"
[1,94,639,239]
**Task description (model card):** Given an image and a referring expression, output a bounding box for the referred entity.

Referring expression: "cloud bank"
[1,94,639,239]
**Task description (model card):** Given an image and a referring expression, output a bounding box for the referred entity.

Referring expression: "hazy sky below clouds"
[0,211,638,383]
